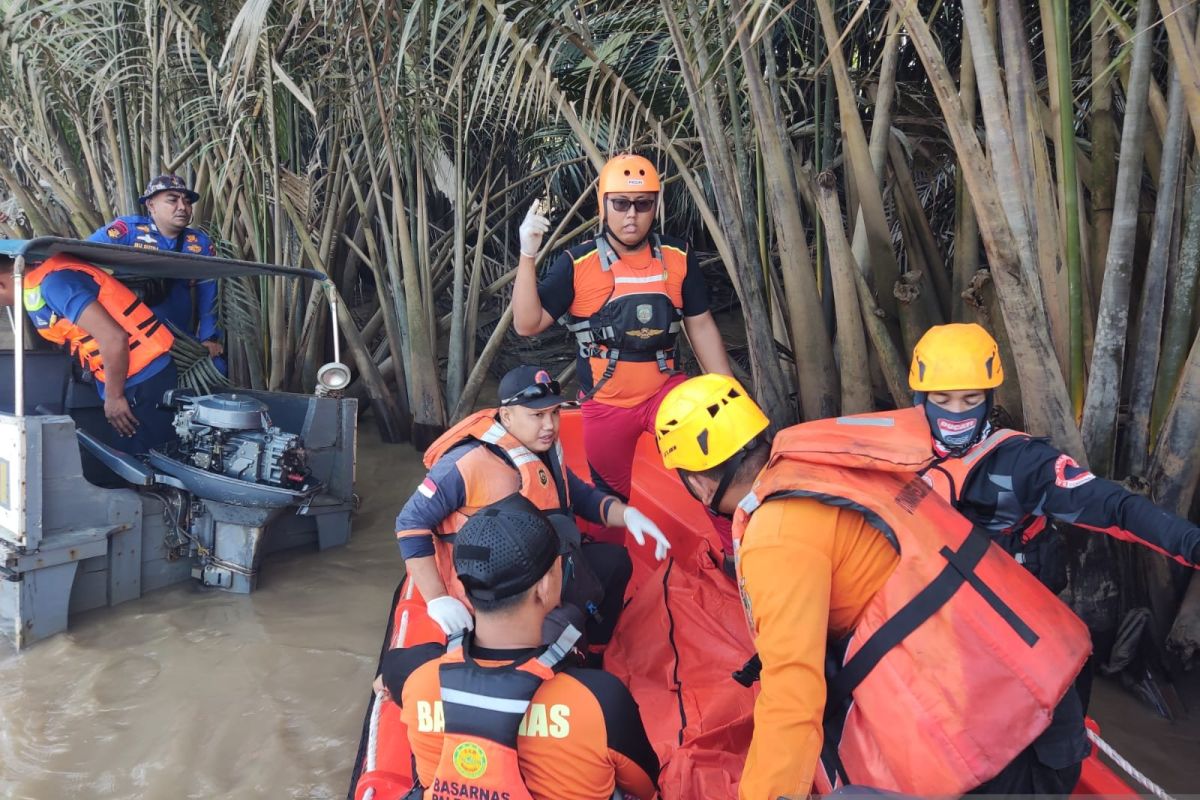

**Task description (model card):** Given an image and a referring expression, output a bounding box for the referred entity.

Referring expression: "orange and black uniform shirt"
[382,643,659,800]
[737,497,899,800]
[537,235,711,407]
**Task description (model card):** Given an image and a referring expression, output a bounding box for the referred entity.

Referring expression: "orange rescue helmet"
[909,323,1004,392]
[597,154,660,224]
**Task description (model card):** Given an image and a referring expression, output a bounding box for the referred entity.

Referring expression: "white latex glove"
[519,201,551,258]
[623,506,671,561]
[427,595,474,636]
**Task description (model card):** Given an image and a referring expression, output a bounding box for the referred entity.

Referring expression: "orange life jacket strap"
[826,524,1037,714]
[820,525,1042,787]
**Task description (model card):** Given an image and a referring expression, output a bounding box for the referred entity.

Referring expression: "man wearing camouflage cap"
[88,174,224,364]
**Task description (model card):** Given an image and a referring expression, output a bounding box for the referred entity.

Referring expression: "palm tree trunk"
[1148,329,1200,662]
[893,0,1084,459]
[1151,167,1200,437]
[1048,0,1085,418]
[888,135,951,315]
[814,171,871,414]
[952,5,982,323]
[1081,0,1157,475]
[1158,0,1200,147]
[961,0,1048,313]
[814,0,902,324]
[733,0,837,419]
[659,0,791,423]
[1126,69,1189,476]
[446,99,469,413]
[1089,2,1117,314]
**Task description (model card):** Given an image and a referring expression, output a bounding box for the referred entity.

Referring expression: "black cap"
[454,494,563,602]
[497,365,563,409]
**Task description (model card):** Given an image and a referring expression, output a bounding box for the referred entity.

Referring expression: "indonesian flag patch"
[417,478,438,499]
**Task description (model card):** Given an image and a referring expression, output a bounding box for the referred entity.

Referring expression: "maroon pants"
[581,374,734,551]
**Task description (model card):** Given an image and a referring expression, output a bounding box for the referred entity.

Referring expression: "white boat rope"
[1087,727,1177,800]
[361,690,384,800]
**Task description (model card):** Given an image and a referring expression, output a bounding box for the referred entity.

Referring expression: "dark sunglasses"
[500,380,562,407]
[607,197,656,213]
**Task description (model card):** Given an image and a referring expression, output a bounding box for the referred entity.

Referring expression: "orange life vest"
[426,626,582,800]
[732,414,1092,795]
[560,235,685,398]
[422,410,570,605]
[23,254,174,382]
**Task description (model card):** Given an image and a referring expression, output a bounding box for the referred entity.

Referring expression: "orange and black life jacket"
[732,413,1092,795]
[425,625,582,800]
[23,254,174,382]
[559,235,685,398]
[421,410,572,607]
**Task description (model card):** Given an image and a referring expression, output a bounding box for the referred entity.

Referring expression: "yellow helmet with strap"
[655,374,769,472]
[909,323,1004,391]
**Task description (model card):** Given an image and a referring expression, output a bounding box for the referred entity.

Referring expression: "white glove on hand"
[623,506,671,561]
[427,595,474,636]
[519,201,551,258]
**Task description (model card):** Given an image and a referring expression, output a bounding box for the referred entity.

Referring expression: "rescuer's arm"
[682,311,733,377]
[76,301,139,437]
[1008,439,1200,567]
[563,668,660,799]
[678,251,732,376]
[597,675,660,799]
[512,202,558,335]
[565,467,613,525]
[394,455,471,601]
[738,500,834,800]
[566,469,671,560]
[194,277,224,358]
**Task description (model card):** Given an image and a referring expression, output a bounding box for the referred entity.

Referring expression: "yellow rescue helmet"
[655,374,769,472]
[597,154,660,223]
[909,323,1004,391]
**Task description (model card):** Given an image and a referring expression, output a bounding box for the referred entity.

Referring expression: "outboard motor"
[163,392,313,491]
[148,392,324,593]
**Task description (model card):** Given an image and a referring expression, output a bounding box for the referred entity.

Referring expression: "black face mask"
[923,398,990,454]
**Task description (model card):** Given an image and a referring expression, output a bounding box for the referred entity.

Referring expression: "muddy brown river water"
[0,422,1196,797]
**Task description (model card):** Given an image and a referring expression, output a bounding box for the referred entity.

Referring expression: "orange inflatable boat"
[348,409,1137,799]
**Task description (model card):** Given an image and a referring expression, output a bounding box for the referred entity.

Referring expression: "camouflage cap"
[138,175,200,204]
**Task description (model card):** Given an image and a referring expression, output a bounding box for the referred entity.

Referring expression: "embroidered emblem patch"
[452,742,488,779]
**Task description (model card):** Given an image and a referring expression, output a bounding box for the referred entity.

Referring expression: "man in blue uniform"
[88,175,224,367]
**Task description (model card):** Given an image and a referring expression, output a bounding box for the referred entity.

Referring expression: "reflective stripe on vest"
[23,255,175,382]
[732,419,1091,795]
[429,626,582,799]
